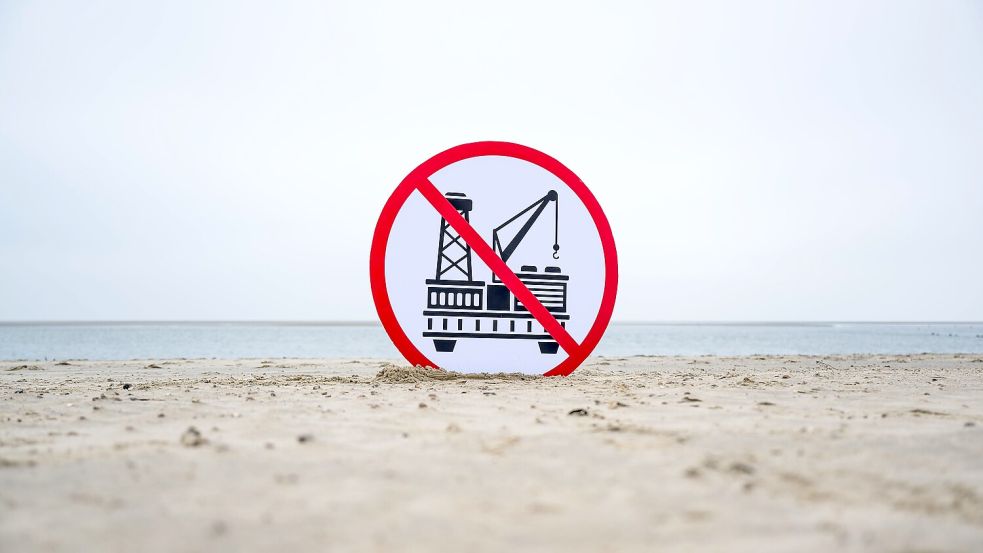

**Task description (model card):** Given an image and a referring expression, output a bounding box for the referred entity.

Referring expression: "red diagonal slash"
[414,178,581,355]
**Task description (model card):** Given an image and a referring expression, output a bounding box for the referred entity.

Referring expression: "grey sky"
[1,1,981,322]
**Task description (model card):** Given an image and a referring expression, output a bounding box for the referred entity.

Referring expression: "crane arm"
[491,190,560,264]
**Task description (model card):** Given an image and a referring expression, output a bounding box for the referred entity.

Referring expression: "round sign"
[370,142,617,376]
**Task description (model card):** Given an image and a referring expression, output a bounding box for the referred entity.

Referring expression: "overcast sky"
[1,1,981,322]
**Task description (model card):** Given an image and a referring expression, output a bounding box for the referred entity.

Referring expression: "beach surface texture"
[2,355,982,552]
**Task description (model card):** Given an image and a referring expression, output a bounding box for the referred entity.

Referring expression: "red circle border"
[369,141,618,376]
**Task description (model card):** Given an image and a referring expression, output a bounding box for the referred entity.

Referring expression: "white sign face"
[371,142,618,376]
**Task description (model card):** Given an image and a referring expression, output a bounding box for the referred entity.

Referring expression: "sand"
[2,354,982,552]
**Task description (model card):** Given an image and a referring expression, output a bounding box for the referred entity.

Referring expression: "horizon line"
[0,320,981,326]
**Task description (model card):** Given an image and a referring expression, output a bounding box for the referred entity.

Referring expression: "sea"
[1,322,982,361]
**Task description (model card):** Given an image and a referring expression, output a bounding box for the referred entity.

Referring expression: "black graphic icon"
[422,191,570,354]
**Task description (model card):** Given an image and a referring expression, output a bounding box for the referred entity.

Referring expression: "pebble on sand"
[180,426,207,447]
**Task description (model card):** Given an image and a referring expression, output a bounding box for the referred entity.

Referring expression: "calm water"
[1,322,982,361]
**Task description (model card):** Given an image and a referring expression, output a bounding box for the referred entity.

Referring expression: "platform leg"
[538,341,559,354]
[434,339,456,352]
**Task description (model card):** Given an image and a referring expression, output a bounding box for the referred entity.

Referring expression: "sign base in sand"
[370,142,617,376]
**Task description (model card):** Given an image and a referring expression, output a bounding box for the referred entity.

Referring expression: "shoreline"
[3,350,983,364]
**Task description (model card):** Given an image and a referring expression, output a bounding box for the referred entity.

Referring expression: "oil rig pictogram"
[422,191,569,354]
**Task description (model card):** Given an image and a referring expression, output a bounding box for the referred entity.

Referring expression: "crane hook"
[552,193,560,259]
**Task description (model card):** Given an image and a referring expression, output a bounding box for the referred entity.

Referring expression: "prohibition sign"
[370,141,618,376]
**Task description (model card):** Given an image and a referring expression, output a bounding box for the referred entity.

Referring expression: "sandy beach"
[2,354,982,552]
